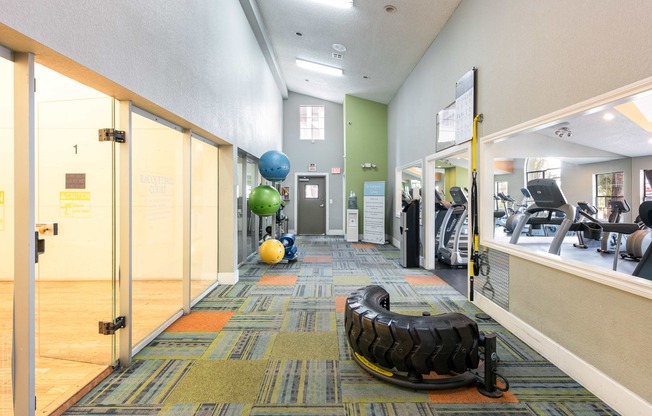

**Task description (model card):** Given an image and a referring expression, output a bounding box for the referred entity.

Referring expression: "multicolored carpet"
[65,236,618,415]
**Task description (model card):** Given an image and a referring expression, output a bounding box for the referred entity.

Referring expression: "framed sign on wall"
[454,67,476,144]
[436,101,456,152]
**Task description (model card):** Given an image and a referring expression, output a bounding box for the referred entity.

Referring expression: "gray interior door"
[297,176,326,234]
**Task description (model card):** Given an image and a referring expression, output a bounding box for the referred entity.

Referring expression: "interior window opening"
[486,83,652,288]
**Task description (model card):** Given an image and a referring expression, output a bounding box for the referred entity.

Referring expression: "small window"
[595,171,624,218]
[643,169,652,202]
[304,184,319,199]
[525,158,561,184]
[300,105,325,140]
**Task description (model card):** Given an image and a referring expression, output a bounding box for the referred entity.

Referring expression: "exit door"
[297,176,326,235]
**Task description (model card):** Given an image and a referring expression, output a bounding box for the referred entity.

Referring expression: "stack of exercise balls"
[251,150,291,264]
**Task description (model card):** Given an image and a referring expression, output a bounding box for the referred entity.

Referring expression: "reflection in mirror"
[434,155,469,271]
[399,163,422,262]
[488,88,652,281]
[401,165,422,207]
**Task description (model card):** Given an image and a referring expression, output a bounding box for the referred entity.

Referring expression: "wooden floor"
[1,278,216,415]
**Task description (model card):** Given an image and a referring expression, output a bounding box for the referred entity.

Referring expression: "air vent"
[332,52,343,60]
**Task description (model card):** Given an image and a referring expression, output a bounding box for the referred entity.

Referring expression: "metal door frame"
[293,172,329,235]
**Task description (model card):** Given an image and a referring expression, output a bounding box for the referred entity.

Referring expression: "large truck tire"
[344,285,480,375]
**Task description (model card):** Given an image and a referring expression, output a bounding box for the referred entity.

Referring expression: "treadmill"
[436,186,468,267]
[509,178,576,255]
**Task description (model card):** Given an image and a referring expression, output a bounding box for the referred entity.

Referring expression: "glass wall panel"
[237,152,260,264]
[237,154,245,263]
[132,111,184,346]
[246,158,259,256]
[191,137,219,301]
[0,54,14,416]
[34,64,116,414]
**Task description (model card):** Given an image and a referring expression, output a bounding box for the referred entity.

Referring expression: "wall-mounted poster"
[281,186,290,201]
[436,101,456,152]
[455,67,476,144]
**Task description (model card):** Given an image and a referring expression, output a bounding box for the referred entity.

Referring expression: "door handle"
[319,204,324,208]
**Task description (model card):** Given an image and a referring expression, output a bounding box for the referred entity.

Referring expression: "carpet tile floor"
[65,236,619,415]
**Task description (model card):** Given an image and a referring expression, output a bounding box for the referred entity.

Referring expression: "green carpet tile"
[65,236,619,416]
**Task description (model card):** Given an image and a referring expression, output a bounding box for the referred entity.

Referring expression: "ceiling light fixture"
[603,112,615,121]
[384,5,397,13]
[296,58,343,76]
[332,43,347,52]
[554,126,572,138]
[312,0,353,9]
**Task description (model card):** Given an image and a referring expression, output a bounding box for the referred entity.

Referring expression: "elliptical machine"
[437,186,468,268]
[598,200,630,254]
[503,188,531,235]
[573,201,602,249]
[434,190,450,249]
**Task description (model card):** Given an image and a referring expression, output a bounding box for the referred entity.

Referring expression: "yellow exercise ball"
[259,239,285,264]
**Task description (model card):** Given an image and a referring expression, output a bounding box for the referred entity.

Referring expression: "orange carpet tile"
[258,275,298,285]
[165,311,234,332]
[404,275,448,285]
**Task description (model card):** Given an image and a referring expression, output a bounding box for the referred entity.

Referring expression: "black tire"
[344,285,480,375]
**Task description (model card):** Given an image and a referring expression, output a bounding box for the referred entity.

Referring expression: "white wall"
[0,0,283,156]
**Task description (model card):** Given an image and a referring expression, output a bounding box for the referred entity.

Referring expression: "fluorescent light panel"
[311,0,353,8]
[296,59,343,76]
[634,94,652,122]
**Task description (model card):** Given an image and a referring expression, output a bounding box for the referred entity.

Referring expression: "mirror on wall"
[485,86,652,281]
[400,164,422,208]
[434,154,470,271]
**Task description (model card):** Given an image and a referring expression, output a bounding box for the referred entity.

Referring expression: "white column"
[13,52,36,416]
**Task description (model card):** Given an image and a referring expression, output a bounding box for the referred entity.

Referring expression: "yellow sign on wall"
[60,191,91,218]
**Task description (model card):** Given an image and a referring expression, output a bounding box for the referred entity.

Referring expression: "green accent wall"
[344,95,388,234]
[443,166,469,200]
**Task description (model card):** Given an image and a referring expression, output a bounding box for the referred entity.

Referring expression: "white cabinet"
[346,209,358,242]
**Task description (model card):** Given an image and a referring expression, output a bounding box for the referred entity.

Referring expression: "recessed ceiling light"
[603,112,615,121]
[648,138,652,144]
[296,58,343,76]
[384,5,397,13]
[332,43,347,53]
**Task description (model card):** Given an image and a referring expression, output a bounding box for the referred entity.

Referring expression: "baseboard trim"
[474,293,651,416]
[327,229,344,236]
[218,271,238,285]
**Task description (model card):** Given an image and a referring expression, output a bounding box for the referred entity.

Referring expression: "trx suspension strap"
[469,113,483,301]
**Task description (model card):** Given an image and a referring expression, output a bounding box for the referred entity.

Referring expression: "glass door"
[34,65,117,414]
[0,52,14,416]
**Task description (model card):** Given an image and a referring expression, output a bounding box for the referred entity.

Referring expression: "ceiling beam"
[239,0,289,99]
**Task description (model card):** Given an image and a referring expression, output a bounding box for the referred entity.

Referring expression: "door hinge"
[98,128,126,143]
[99,316,126,335]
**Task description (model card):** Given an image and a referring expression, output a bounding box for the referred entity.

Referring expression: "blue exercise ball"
[259,150,290,182]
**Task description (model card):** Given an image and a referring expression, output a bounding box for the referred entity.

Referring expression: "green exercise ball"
[249,185,281,216]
